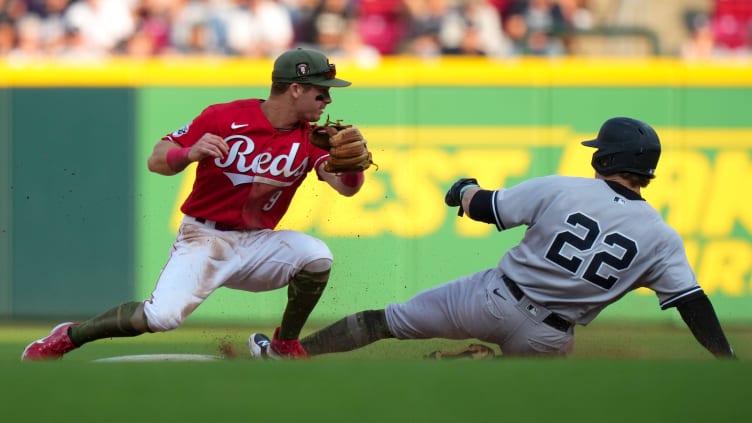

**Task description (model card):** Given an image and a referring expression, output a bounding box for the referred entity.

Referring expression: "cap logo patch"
[296,63,310,76]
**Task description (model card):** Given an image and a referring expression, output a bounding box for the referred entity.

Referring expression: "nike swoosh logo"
[492,288,506,300]
[231,122,249,130]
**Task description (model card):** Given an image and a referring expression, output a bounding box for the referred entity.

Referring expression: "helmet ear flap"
[591,151,615,175]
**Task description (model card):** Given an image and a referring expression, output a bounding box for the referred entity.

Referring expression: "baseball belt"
[502,274,572,332]
[192,216,238,232]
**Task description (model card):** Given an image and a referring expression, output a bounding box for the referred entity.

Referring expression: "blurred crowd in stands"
[0,0,750,64]
[681,0,752,60]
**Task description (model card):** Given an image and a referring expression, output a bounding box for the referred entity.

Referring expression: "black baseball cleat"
[248,333,279,360]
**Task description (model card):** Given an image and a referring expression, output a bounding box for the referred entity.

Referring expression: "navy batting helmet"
[581,117,661,178]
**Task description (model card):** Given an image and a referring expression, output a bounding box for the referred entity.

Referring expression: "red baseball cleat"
[248,326,308,360]
[21,322,80,361]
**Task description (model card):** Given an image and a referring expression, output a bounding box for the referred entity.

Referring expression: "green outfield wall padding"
[9,88,135,319]
[0,89,11,316]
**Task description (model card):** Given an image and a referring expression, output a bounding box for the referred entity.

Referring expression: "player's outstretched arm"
[676,295,736,359]
[445,177,502,227]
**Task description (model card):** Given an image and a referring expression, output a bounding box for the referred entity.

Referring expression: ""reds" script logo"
[214,135,308,186]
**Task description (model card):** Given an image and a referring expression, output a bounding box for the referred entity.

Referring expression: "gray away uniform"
[385,175,702,356]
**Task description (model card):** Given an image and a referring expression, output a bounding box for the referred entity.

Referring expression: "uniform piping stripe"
[492,191,503,231]
[660,286,704,309]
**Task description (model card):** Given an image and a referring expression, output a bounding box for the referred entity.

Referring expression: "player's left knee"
[291,234,333,267]
[302,257,332,275]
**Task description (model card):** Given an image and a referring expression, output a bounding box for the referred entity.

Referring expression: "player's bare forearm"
[318,163,364,196]
[148,134,228,176]
[148,140,186,175]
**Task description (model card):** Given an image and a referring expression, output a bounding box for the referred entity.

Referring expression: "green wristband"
[459,184,479,200]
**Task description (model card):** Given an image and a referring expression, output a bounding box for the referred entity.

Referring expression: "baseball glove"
[309,117,376,173]
[425,343,496,360]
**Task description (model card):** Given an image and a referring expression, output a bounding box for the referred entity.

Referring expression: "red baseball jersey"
[163,99,329,230]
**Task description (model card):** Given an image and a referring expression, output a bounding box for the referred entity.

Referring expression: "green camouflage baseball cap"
[272,48,351,87]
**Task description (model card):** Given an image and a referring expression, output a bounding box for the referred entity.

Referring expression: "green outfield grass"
[2,321,750,423]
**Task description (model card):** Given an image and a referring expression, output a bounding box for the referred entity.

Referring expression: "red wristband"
[166,147,191,172]
[340,172,364,188]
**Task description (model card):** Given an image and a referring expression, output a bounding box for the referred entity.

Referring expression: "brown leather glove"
[309,117,376,173]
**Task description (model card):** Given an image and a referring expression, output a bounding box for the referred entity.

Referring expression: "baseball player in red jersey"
[22,48,366,360]
[251,117,736,359]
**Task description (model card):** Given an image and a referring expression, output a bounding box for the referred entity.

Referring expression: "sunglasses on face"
[315,90,331,101]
